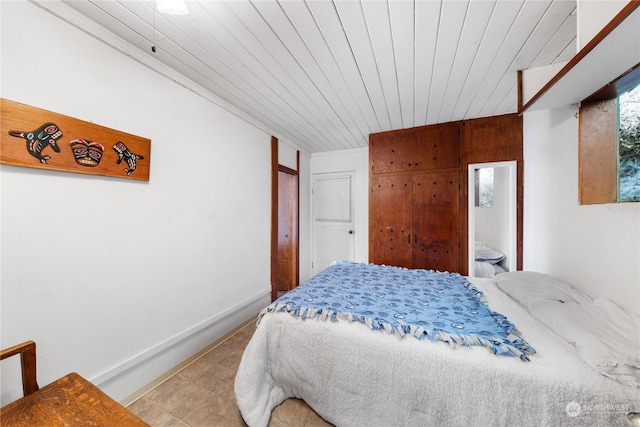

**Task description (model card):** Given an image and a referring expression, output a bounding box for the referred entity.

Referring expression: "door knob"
[348,230,354,234]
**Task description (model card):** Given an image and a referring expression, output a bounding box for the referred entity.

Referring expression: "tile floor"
[127,320,333,427]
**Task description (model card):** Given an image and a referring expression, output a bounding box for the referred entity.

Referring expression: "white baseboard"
[119,316,257,407]
[92,290,270,403]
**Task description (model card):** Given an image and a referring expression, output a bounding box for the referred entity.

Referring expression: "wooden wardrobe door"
[369,174,413,268]
[413,122,461,171]
[412,172,461,272]
[369,132,414,174]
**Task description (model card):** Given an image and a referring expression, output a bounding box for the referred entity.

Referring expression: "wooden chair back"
[0,341,40,397]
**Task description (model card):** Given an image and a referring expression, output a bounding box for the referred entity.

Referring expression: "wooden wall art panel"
[1,98,150,181]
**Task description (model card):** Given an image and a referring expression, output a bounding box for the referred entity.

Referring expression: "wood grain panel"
[462,113,523,164]
[413,122,462,170]
[1,98,150,181]
[578,98,618,204]
[277,170,298,291]
[412,172,461,272]
[370,122,461,174]
[369,131,414,174]
[0,372,148,427]
[369,174,412,268]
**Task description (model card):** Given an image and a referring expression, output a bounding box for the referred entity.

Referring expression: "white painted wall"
[521,0,639,317]
[523,106,640,316]
[577,0,628,49]
[309,148,369,272]
[278,141,299,171]
[0,0,289,404]
[299,152,312,283]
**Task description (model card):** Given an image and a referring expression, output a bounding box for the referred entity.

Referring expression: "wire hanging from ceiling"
[151,1,156,53]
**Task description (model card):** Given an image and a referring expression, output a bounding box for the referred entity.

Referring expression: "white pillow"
[529,298,640,388]
[492,264,506,274]
[474,261,496,278]
[474,244,505,264]
[494,271,592,310]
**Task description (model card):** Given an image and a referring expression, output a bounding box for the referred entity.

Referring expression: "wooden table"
[0,372,149,426]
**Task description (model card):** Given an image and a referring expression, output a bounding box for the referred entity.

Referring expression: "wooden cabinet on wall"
[369,114,523,275]
[370,123,461,174]
[369,122,463,271]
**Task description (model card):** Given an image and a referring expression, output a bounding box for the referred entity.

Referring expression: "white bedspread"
[235,278,640,426]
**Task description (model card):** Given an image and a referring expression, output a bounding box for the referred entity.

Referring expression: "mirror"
[579,74,640,204]
[468,161,517,278]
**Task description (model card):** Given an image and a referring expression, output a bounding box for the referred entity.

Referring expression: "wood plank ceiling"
[58,0,577,154]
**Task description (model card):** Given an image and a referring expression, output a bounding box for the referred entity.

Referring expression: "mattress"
[235,273,640,427]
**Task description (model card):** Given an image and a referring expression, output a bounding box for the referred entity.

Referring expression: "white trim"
[92,290,269,400]
[120,317,256,407]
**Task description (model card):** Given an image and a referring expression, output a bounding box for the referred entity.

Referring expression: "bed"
[235,262,640,427]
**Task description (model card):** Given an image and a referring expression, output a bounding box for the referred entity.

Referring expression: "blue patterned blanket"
[261,261,535,360]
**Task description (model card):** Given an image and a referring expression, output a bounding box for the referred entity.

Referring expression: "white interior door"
[312,172,355,276]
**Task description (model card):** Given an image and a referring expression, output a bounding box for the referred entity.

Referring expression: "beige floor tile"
[212,375,237,402]
[143,376,221,420]
[301,408,335,427]
[127,398,187,427]
[269,398,311,427]
[129,321,332,427]
[218,407,249,427]
[200,342,246,371]
[177,358,236,392]
[227,323,258,344]
[181,393,236,427]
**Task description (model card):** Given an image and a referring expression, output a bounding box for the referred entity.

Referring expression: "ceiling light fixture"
[156,0,188,15]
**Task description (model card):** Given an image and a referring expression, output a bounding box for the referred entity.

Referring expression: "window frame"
[578,64,640,205]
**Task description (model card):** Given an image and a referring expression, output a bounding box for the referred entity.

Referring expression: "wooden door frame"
[270,136,300,302]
